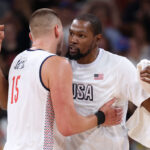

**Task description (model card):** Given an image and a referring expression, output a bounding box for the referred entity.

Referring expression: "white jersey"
[65,48,150,150]
[4,49,57,150]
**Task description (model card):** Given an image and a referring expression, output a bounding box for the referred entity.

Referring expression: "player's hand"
[140,66,150,84]
[0,25,4,51]
[99,98,123,126]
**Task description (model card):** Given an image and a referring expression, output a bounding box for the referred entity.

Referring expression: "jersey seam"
[39,55,56,91]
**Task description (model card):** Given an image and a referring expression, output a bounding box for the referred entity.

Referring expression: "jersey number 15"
[11,75,21,104]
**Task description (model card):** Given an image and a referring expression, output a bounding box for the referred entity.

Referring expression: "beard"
[66,47,93,60]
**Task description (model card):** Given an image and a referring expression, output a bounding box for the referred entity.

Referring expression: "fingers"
[140,73,150,79]
[115,107,122,114]
[140,66,150,74]
[140,66,150,84]
[0,32,4,41]
[0,25,4,30]
[0,25,4,37]
[102,106,123,126]
[104,97,116,106]
[140,77,150,84]
[140,66,150,78]
[0,25,4,50]
[140,67,150,83]
[113,107,123,123]
[115,109,123,124]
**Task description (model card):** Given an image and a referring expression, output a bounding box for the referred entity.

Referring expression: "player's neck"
[31,38,57,54]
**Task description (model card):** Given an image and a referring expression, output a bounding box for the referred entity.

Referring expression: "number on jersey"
[11,75,21,104]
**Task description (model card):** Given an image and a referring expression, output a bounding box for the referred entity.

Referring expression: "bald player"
[0,9,123,150]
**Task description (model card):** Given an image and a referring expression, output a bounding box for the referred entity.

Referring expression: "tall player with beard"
[0,9,124,150]
[65,14,150,150]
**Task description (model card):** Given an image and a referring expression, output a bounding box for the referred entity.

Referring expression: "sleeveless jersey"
[65,48,150,150]
[4,49,56,150]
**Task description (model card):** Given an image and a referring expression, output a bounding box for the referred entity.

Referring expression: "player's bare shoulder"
[41,55,72,89]
[44,55,71,70]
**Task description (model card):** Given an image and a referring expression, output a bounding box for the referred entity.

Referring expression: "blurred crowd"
[0,0,150,149]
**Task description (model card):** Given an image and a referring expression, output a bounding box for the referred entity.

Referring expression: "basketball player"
[0,9,123,150]
[65,14,150,150]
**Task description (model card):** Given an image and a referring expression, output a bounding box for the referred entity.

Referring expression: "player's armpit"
[141,97,150,112]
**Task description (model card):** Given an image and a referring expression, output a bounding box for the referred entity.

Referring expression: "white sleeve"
[116,57,150,107]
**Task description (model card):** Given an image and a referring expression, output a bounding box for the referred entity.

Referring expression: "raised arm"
[41,56,123,136]
[0,25,8,110]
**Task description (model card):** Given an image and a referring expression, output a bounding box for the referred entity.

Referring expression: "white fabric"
[126,59,150,148]
[127,106,150,148]
[4,49,55,150]
[53,122,65,150]
[64,48,150,150]
[137,59,150,93]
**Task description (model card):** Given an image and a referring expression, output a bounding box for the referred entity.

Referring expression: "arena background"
[0,0,150,149]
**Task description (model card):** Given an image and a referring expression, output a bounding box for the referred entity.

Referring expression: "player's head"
[29,8,63,53]
[66,13,102,60]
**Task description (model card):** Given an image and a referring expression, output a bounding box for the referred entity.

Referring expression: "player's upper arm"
[41,56,76,135]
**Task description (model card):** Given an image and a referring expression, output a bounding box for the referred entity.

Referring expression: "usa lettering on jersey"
[73,83,93,101]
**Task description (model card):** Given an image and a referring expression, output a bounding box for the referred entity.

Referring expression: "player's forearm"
[68,112,97,135]
[56,106,97,136]
[0,69,8,109]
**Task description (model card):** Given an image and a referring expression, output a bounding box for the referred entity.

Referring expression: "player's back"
[4,49,55,150]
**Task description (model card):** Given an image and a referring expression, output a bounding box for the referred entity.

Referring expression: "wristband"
[95,111,105,127]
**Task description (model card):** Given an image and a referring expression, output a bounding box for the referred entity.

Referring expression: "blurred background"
[0,0,150,149]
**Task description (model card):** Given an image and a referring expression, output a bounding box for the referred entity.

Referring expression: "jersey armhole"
[39,55,56,91]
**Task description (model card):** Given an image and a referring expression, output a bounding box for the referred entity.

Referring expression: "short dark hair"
[75,14,102,35]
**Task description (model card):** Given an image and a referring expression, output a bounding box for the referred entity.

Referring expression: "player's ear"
[96,34,102,42]
[29,32,33,42]
[54,25,59,38]
[95,34,102,46]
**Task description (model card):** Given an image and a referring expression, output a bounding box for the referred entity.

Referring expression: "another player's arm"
[141,98,150,112]
[0,69,8,109]
[140,66,150,112]
[42,56,123,136]
[140,66,150,84]
[0,25,8,110]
